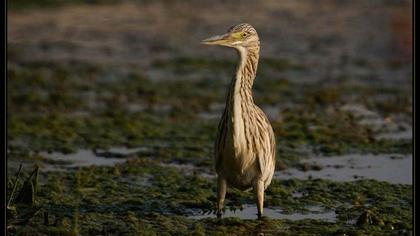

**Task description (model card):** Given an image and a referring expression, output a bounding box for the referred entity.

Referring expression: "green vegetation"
[8,59,411,157]
[7,56,412,234]
[7,163,412,235]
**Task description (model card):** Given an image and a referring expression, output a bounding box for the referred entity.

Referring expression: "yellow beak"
[201,33,231,45]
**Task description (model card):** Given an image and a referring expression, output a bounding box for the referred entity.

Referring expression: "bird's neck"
[227,45,259,111]
[224,45,259,153]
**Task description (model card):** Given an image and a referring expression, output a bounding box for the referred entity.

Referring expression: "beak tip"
[201,34,228,46]
[201,39,211,45]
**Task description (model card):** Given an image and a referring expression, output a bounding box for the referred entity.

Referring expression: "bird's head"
[201,23,259,49]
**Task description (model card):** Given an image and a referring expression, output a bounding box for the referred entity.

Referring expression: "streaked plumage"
[202,23,276,219]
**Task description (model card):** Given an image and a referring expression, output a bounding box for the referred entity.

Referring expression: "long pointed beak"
[201,33,230,45]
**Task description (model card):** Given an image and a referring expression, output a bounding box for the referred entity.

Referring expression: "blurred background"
[7,0,412,235]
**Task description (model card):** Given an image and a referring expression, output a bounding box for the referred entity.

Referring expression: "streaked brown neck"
[227,44,260,110]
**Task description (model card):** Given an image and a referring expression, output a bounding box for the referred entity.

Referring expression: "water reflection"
[189,204,336,222]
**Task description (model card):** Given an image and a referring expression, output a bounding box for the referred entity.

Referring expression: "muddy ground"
[7,0,412,235]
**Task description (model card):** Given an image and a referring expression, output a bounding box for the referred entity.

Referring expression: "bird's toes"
[257,214,268,221]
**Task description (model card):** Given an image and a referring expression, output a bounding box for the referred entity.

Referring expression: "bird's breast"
[220,101,257,180]
[220,137,258,188]
[230,95,247,153]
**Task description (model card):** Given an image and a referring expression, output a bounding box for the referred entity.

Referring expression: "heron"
[202,23,276,219]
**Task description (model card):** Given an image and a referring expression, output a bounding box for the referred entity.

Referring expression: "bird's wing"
[214,108,228,171]
[254,107,276,175]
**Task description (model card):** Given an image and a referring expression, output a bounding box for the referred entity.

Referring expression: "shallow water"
[40,149,412,185]
[39,147,152,170]
[189,204,336,222]
[95,147,150,157]
[376,127,412,140]
[39,148,153,172]
[275,154,412,185]
[340,103,404,134]
[40,147,217,178]
[40,149,132,170]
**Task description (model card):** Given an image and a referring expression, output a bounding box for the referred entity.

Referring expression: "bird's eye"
[242,33,247,37]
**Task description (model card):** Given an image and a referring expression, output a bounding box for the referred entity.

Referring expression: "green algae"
[6,162,412,235]
[8,60,411,159]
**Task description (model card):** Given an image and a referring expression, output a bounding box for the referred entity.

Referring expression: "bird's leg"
[216,177,227,218]
[254,180,264,219]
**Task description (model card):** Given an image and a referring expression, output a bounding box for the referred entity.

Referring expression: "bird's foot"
[216,208,223,219]
[257,213,268,221]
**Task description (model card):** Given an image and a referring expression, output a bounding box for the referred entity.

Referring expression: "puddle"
[275,154,412,185]
[376,127,412,140]
[340,104,413,141]
[189,204,336,222]
[340,104,396,132]
[95,147,150,158]
[40,147,149,171]
[39,147,216,178]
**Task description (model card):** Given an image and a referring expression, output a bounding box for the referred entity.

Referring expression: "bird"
[201,23,276,219]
